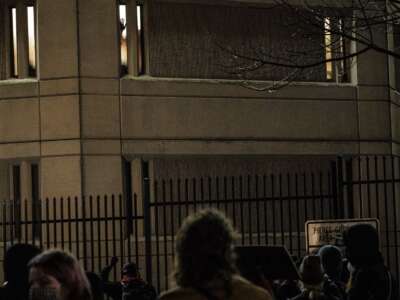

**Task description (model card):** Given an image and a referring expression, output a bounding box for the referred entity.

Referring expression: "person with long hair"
[159,209,272,300]
[28,249,92,300]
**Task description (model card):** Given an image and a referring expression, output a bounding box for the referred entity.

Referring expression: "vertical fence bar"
[239,176,245,245]
[279,174,284,246]
[133,195,139,268]
[60,197,65,249]
[208,177,212,211]
[119,194,124,275]
[271,174,276,245]
[287,174,293,253]
[303,173,308,223]
[319,172,324,219]
[255,175,261,245]
[366,156,372,217]
[3,201,7,256]
[184,179,189,218]
[216,177,220,210]
[154,181,161,292]
[374,156,380,218]
[248,175,253,245]
[83,196,88,271]
[53,197,57,248]
[392,156,399,279]
[67,197,72,252]
[75,196,80,260]
[345,158,354,218]
[177,179,182,227]
[24,199,28,244]
[169,179,175,261]
[331,160,340,219]
[311,173,316,219]
[111,195,117,279]
[263,175,268,245]
[232,177,237,228]
[358,157,363,217]
[295,173,301,258]
[104,195,109,273]
[96,196,101,273]
[383,157,391,267]
[46,198,50,249]
[162,180,169,290]
[200,178,204,209]
[223,177,228,216]
[89,195,94,271]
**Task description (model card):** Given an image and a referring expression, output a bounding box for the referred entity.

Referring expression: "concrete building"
[0,0,397,201]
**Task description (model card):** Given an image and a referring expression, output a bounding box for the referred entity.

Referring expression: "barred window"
[0,0,36,80]
[119,0,145,76]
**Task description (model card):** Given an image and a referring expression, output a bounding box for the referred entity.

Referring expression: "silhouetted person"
[101,257,156,300]
[28,249,92,300]
[292,255,342,300]
[159,209,273,300]
[86,272,104,300]
[0,243,41,300]
[317,245,346,298]
[344,224,398,300]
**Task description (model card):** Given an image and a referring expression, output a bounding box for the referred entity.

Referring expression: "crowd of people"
[0,209,397,300]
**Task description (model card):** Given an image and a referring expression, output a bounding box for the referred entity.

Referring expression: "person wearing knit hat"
[291,255,342,300]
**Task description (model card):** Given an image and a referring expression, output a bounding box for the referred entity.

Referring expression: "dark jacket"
[344,224,398,300]
[100,264,156,300]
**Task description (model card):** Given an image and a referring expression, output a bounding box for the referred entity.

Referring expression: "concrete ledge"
[82,140,121,155]
[0,142,40,159]
[359,142,392,155]
[0,80,38,99]
[357,85,389,101]
[122,140,360,156]
[121,77,357,100]
[81,78,120,95]
[39,78,79,96]
[41,140,81,156]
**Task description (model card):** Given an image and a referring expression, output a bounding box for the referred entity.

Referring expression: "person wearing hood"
[317,245,346,298]
[0,243,41,300]
[101,257,156,300]
[343,223,398,300]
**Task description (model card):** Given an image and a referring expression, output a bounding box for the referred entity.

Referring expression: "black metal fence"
[0,155,399,294]
[0,195,143,281]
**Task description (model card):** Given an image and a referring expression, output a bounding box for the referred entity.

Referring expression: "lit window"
[324,17,333,81]
[137,4,144,75]
[1,2,37,80]
[120,4,128,75]
[119,3,145,76]
[10,7,18,78]
[27,5,36,77]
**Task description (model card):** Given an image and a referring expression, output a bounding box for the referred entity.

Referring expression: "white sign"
[305,218,379,252]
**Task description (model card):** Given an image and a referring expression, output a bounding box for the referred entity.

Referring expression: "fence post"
[345,158,354,218]
[331,159,340,219]
[142,160,153,285]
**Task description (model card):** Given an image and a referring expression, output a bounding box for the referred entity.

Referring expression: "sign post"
[305,218,379,253]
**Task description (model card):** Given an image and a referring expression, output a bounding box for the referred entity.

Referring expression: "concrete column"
[37,0,78,79]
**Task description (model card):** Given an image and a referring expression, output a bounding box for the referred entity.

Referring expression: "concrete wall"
[0,0,396,199]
